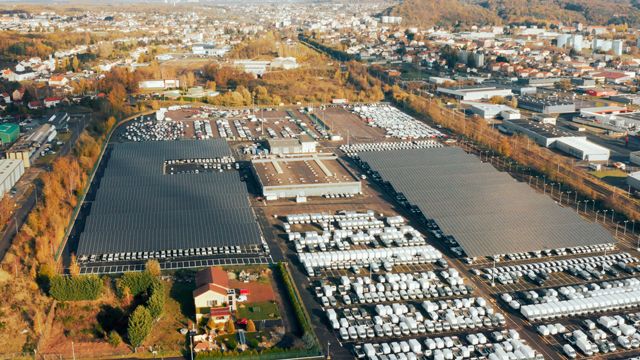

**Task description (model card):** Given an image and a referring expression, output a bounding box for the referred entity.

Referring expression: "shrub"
[49,275,103,301]
[107,330,122,347]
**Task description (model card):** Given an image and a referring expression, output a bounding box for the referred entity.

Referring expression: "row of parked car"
[80,245,249,263]
[341,140,443,156]
[544,312,640,358]
[465,243,616,265]
[328,297,507,342]
[315,270,471,308]
[350,104,444,140]
[121,118,184,142]
[353,329,542,360]
[475,252,636,285]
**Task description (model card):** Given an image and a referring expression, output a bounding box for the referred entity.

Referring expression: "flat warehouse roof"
[77,139,261,256]
[359,147,615,257]
[252,155,359,187]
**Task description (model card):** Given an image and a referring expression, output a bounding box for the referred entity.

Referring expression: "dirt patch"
[229,279,275,303]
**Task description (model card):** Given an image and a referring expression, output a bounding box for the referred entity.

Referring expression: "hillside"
[386,0,500,27]
[387,0,640,26]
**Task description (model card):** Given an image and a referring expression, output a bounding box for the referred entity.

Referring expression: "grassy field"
[142,280,195,354]
[589,169,629,189]
[236,301,280,321]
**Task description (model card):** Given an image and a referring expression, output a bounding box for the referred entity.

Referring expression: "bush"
[49,275,103,301]
[247,337,259,349]
[117,271,154,297]
[107,330,122,347]
[127,306,152,349]
[225,336,238,350]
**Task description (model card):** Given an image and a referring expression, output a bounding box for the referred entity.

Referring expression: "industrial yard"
[62,102,640,359]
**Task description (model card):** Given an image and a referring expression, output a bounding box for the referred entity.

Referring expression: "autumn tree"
[246,319,256,332]
[69,254,80,277]
[107,83,127,115]
[225,318,236,334]
[145,259,161,277]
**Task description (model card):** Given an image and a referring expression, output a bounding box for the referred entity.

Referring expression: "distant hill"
[387,0,640,26]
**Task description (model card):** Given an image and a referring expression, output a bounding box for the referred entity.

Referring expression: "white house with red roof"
[48,75,68,87]
[44,97,62,108]
[193,267,236,323]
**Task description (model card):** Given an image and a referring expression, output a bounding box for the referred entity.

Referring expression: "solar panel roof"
[76,139,261,256]
[359,147,615,257]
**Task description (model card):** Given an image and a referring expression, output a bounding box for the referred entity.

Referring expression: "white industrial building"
[554,137,610,161]
[503,119,610,161]
[251,153,362,200]
[266,136,317,155]
[462,101,520,119]
[631,151,640,166]
[138,79,180,90]
[436,86,512,101]
[628,171,640,191]
[0,159,25,196]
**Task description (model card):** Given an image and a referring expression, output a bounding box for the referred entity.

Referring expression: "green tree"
[127,306,153,350]
[108,330,122,347]
[147,281,165,320]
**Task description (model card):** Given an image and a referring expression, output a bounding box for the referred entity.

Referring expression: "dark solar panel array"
[359,147,614,257]
[77,139,261,256]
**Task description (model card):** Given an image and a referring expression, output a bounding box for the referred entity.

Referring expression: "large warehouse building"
[0,159,24,196]
[252,153,361,200]
[518,96,576,114]
[503,119,610,161]
[76,139,264,263]
[359,147,615,258]
[436,86,513,101]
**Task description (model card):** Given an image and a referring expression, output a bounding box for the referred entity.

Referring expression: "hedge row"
[49,275,103,301]
[276,263,314,336]
[196,347,320,360]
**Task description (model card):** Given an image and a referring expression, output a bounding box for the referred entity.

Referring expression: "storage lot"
[266,208,548,359]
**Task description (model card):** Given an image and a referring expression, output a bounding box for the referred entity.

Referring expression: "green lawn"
[236,301,280,321]
[589,169,629,189]
[589,169,627,178]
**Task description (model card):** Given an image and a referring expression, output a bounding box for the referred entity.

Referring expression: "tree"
[69,254,80,277]
[107,83,127,115]
[207,317,217,331]
[145,259,161,277]
[225,318,236,334]
[246,319,256,332]
[147,281,165,320]
[127,306,153,350]
[71,57,80,72]
[108,330,122,347]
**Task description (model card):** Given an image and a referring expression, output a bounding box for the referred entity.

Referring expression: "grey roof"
[359,147,615,257]
[77,139,261,256]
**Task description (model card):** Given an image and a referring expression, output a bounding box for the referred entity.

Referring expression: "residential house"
[193,267,236,323]
[48,75,69,87]
[27,100,42,110]
[44,97,62,108]
[12,88,25,102]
